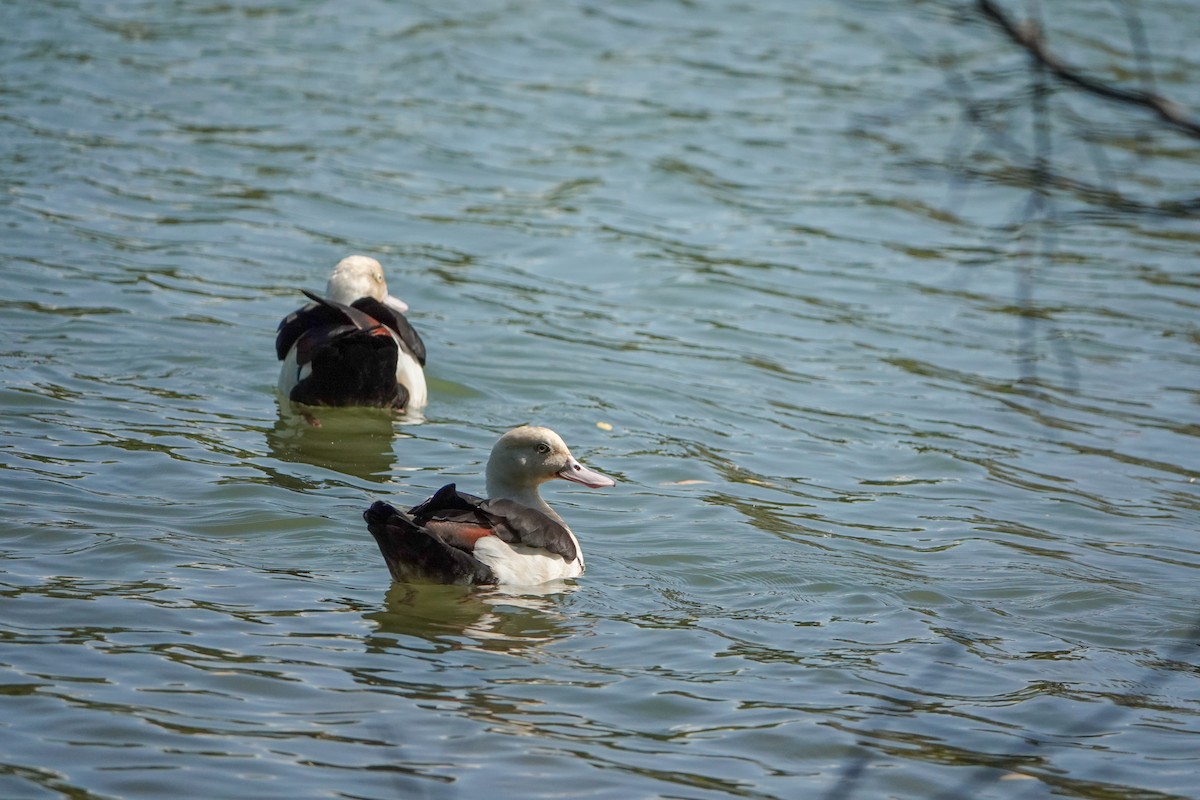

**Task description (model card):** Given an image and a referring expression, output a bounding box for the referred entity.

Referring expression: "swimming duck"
[276,255,427,411]
[364,426,616,585]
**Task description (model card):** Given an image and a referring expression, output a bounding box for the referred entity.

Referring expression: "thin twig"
[977,0,1200,139]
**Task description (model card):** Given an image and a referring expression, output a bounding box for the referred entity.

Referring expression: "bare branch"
[977,0,1200,139]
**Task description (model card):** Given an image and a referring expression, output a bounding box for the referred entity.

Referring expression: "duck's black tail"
[291,333,406,408]
[363,501,497,585]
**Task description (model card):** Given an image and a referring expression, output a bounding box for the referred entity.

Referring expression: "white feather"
[473,536,584,585]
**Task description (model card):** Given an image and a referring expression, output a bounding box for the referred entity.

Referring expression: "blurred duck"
[276,255,427,411]
[364,426,615,585]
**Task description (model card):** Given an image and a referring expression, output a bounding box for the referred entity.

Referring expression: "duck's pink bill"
[558,460,616,489]
[383,294,409,314]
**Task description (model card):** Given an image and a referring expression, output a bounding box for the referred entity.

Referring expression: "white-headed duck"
[364,426,616,585]
[276,255,427,411]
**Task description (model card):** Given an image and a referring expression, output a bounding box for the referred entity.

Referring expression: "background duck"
[275,255,427,411]
[364,426,615,586]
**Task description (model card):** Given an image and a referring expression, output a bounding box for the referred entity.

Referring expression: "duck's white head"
[324,255,409,313]
[486,426,616,505]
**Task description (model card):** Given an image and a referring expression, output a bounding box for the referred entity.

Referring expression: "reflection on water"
[364,582,575,653]
[267,401,406,482]
[2,0,1199,798]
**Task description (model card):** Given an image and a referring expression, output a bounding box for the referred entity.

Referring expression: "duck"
[363,426,616,585]
[276,255,427,411]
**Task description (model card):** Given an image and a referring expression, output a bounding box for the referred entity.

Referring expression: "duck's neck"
[487,475,566,526]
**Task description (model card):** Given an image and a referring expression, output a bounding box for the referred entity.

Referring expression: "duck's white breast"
[473,537,583,585]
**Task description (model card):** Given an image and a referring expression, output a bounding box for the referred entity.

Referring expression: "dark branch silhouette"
[977,0,1200,139]
[834,5,1200,796]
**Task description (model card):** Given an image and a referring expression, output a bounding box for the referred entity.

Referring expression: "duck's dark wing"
[407,483,483,516]
[276,302,337,361]
[278,289,405,408]
[352,297,426,366]
[477,499,579,561]
[275,289,389,360]
[409,484,579,562]
[364,500,497,585]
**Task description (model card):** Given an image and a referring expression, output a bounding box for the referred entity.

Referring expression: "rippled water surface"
[3,1,1199,798]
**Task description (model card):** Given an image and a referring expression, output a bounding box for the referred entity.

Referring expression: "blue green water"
[2,1,1198,798]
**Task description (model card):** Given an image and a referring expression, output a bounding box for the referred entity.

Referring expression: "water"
[2,0,1199,798]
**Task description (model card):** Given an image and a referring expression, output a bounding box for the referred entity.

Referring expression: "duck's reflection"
[363,581,576,653]
[268,401,413,482]
[352,583,582,747]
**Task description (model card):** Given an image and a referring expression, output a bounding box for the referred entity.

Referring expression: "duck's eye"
[374,273,384,283]
[536,443,551,455]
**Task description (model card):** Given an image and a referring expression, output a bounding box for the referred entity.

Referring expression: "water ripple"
[2,0,1199,798]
